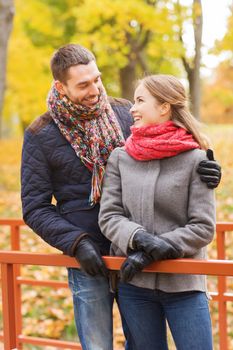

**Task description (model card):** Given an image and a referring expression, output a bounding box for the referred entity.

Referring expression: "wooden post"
[1,263,17,349]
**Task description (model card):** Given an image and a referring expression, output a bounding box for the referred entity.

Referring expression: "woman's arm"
[99,148,143,255]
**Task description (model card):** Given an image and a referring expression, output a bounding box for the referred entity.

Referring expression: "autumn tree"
[73,0,183,100]
[15,0,183,101]
[4,0,205,131]
[72,0,204,115]
[3,0,84,131]
[214,3,233,56]
[4,0,73,131]
[0,0,14,137]
[202,4,233,124]
[202,62,233,123]
[174,0,203,120]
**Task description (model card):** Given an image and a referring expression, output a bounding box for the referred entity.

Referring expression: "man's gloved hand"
[133,230,182,261]
[120,251,153,283]
[197,149,221,189]
[75,237,108,277]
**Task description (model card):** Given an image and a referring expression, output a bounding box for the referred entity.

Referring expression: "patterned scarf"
[47,84,125,204]
[125,120,199,161]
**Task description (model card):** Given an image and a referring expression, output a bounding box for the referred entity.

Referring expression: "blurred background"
[0,0,233,348]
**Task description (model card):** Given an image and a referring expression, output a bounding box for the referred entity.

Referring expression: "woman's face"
[130,83,170,127]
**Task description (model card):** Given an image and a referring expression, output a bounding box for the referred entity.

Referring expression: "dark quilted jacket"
[21,97,133,256]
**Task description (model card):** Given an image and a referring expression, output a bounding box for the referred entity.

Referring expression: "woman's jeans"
[118,282,213,350]
[68,268,133,350]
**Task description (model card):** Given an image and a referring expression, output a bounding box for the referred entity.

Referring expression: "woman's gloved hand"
[120,251,153,283]
[75,237,108,277]
[197,149,221,189]
[132,230,183,261]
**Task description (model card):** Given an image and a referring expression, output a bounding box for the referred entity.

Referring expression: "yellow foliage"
[214,7,233,53]
[75,0,175,59]
[3,0,54,129]
[3,0,192,130]
[202,63,233,124]
[19,0,63,37]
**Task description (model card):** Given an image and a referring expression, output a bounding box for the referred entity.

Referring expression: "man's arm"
[160,151,216,256]
[21,130,90,256]
[197,149,221,189]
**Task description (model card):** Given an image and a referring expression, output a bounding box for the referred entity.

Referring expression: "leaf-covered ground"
[0,124,233,349]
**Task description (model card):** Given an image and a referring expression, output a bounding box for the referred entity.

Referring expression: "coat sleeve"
[21,130,86,256]
[160,152,216,257]
[99,148,143,255]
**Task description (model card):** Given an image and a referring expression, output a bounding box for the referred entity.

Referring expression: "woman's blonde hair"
[140,74,209,149]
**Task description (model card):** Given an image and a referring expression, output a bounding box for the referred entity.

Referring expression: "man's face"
[56,60,103,108]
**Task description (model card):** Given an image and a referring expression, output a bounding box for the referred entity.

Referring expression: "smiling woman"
[130,83,171,127]
[99,73,216,350]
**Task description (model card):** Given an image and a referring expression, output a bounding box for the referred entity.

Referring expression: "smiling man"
[54,60,102,107]
[21,44,133,350]
[21,43,221,350]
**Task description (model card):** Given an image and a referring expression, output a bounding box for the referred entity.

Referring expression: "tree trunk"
[0,0,14,137]
[189,0,202,120]
[119,62,137,102]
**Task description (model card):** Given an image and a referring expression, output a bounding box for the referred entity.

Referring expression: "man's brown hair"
[50,44,95,83]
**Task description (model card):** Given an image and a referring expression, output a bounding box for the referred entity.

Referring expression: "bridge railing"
[0,219,233,350]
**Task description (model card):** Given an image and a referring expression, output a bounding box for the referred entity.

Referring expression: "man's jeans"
[68,268,133,350]
[118,282,213,350]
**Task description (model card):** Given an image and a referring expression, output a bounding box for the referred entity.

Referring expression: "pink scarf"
[125,120,200,161]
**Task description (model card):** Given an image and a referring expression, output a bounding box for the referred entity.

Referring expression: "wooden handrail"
[1,220,233,349]
[1,251,233,275]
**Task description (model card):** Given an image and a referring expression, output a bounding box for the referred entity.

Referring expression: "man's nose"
[89,83,99,95]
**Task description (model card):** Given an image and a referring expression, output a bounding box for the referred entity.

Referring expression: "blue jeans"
[118,282,213,350]
[68,268,133,350]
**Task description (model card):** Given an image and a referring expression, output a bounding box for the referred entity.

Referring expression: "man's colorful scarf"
[47,84,125,204]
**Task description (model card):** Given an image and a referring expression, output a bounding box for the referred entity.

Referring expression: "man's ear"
[54,80,66,95]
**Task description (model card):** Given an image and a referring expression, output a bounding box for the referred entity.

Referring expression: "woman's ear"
[54,80,66,95]
[160,102,171,116]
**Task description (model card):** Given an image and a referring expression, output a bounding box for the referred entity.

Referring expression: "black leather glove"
[197,149,221,189]
[75,237,108,277]
[120,251,153,283]
[133,230,182,261]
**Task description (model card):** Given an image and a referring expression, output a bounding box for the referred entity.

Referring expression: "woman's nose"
[130,104,136,114]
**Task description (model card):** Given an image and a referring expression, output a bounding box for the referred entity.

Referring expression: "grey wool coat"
[99,147,216,292]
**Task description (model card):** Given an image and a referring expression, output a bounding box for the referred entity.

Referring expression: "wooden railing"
[0,219,233,350]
